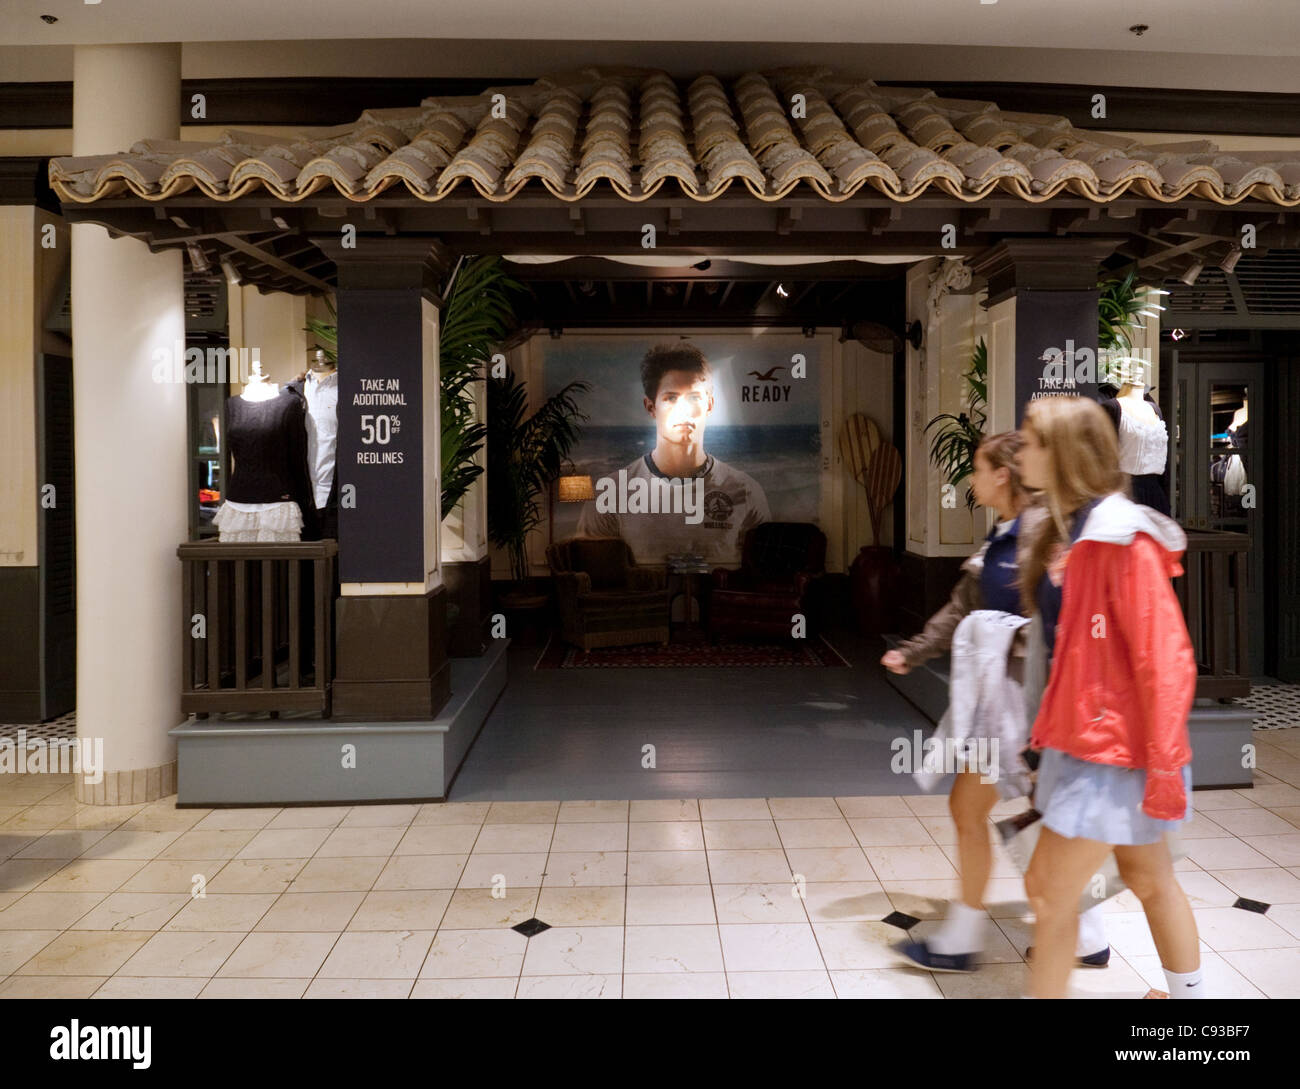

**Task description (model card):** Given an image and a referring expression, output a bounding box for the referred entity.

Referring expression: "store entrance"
[1171,354,1266,677]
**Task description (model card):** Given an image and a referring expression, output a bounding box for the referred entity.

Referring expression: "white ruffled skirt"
[213,500,303,543]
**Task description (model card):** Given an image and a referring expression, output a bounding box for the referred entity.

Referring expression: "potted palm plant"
[925,337,987,511]
[486,367,590,606]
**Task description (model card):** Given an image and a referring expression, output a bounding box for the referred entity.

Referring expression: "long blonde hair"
[1019,396,1125,611]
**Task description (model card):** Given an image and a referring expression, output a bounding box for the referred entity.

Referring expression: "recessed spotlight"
[1219,245,1243,273]
[1129,24,1149,36]
[40,14,58,23]
[1179,260,1204,287]
[692,259,711,271]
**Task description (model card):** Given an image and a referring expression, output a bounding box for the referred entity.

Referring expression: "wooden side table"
[667,560,711,643]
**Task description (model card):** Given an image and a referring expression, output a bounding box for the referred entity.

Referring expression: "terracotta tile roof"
[48,65,1300,207]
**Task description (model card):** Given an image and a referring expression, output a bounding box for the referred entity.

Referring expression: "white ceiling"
[4,0,1299,54]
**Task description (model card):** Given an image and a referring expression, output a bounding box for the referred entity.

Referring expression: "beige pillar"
[71,43,185,804]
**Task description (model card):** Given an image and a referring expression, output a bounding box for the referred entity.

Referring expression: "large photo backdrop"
[542,332,823,566]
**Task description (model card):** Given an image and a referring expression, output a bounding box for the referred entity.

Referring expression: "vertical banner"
[1014,288,1100,421]
[336,289,425,583]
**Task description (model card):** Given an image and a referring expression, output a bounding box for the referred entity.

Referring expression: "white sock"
[1163,966,1206,999]
[928,901,986,955]
[1076,904,1108,956]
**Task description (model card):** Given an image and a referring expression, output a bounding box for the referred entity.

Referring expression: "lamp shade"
[556,474,595,502]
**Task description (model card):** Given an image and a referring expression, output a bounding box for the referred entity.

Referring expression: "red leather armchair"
[546,537,671,650]
[708,522,827,642]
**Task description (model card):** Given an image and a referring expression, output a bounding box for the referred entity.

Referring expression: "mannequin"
[1099,359,1170,515]
[286,349,339,541]
[212,361,318,542]
[1222,396,1248,501]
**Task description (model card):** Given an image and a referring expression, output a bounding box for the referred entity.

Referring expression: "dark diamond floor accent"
[881,911,921,931]
[1233,897,1270,914]
[512,917,551,937]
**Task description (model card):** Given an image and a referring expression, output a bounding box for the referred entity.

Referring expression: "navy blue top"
[1036,499,1102,662]
[980,518,1022,615]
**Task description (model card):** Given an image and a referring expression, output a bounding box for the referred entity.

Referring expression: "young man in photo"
[577,342,771,564]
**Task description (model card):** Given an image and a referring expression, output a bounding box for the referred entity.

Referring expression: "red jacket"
[1029,494,1197,821]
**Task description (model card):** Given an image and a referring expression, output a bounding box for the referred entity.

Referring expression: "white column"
[71,43,185,804]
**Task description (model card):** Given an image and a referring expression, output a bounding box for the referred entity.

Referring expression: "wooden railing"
[178,541,337,716]
[1174,529,1251,701]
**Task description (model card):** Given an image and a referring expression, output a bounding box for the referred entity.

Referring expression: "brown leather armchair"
[708,522,827,642]
[546,537,671,650]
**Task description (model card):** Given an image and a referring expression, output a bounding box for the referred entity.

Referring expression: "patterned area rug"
[534,635,850,669]
[1241,684,1300,730]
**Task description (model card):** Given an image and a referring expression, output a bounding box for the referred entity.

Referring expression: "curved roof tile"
[48,64,1300,207]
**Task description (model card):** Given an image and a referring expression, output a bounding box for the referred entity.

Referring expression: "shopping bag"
[995,807,1187,914]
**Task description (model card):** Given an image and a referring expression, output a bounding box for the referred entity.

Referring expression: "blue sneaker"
[896,939,977,974]
[1025,945,1111,968]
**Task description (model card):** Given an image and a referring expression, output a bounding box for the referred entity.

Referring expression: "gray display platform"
[169,638,508,806]
[879,634,1258,789]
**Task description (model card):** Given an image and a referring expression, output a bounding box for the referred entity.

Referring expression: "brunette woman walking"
[1017,395,1203,1000]
[882,432,1108,972]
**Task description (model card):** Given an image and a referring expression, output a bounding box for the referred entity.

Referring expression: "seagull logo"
[747,366,786,381]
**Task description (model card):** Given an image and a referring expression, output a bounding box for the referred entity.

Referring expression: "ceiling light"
[186,243,211,275]
[1219,245,1243,273]
[693,260,712,271]
[1170,328,1186,341]
[40,14,57,24]
[776,283,789,298]
[1178,260,1204,287]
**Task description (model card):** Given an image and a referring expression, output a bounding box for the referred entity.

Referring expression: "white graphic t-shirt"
[576,452,771,565]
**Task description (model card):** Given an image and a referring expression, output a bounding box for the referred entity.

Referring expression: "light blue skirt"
[1036,748,1193,846]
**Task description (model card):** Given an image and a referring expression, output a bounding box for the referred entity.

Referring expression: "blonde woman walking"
[1017,395,1202,1000]
[884,432,1108,972]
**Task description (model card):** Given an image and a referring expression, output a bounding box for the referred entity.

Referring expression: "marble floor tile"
[69,892,190,932]
[626,849,711,886]
[725,970,835,998]
[0,975,106,998]
[623,924,723,973]
[557,800,629,823]
[1126,950,1265,999]
[408,976,517,998]
[303,978,414,998]
[627,821,704,852]
[520,925,623,975]
[92,975,206,998]
[1191,905,1299,951]
[516,973,620,998]
[373,854,467,891]
[702,820,781,851]
[412,802,490,826]
[394,823,483,855]
[264,807,350,830]
[766,797,844,820]
[234,827,333,860]
[0,891,106,931]
[346,889,452,931]
[534,885,625,927]
[418,929,527,978]
[706,849,796,885]
[34,858,143,894]
[286,856,386,893]
[830,968,943,998]
[775,819,858,849]
[216,932,340,978]
[458,852,546,890]
[718,921,823,972]
[338,804,420,828]
[713,882,808,924]
[438,887,539,930]
[698,798,772,821]
[0,930,61,975]
[549,822,627,854]
[483,801,559,825]
[468,822,554,854]
[163,893,278,932]
[848,817,934,847]
[17,929,152,975]
[314,826,404,859]
[118,930,245,977]
[13,829,110,859]
[203,859,305,894]
[800,881,890,923]
[622,971,728,998]
[155,830,259,861]
[253,891,365,932]
[540,851,627,888]
[628,799,699,822]
[192,808,282,831]
[864,845,958,882]
[1207,866,1300,904]
[836,796,912,819]
[318,930,435,978]
[624,883,712,926]
[1219,947,1300,998]
[199,977,309,998]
